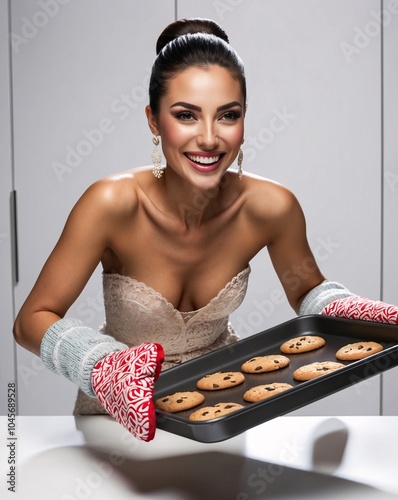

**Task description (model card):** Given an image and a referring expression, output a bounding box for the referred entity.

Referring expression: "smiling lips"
[185,152,224,173]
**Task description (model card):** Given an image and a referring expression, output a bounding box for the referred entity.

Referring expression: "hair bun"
[156,18,229,54]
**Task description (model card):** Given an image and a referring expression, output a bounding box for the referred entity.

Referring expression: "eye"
[174,111,196,121]
[220,111,241,121]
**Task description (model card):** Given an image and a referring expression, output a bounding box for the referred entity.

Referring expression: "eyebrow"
[170,101,242,112]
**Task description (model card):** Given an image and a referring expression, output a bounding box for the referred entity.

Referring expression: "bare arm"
[13,178,129,355]
[252,183,325,313]
[262,185,325,313]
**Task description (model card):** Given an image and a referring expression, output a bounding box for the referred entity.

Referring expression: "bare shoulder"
[242,172,301,223]
[58,168,150,246]
[75,167,146,218]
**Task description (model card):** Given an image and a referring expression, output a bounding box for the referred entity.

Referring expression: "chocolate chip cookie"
[243,383,293,402]
[196,371,245,391]
[155,391,205,413]
[280,335,325,354]
[241,355,290,374]
[189,402,244,421]
[336,341,383,361]
[293,361,345,381]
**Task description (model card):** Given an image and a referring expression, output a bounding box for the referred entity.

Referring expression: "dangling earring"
[237,148,243,180]
[152,135,162,178]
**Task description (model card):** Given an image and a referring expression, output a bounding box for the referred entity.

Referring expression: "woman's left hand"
[322,296,398,324]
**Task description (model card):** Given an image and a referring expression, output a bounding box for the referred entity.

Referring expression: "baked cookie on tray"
[243,383,293,402]
[336,341,383,361]
[241,355,290,374]
[155,391,205,413]
[280,335,325,354]
[196,371,245,391]
[293,361,345,381]
[189,402,244,421]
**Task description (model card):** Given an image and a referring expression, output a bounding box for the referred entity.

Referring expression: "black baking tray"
[154,315,398,442]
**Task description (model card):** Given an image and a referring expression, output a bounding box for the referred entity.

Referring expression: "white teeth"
[186,154,221,164]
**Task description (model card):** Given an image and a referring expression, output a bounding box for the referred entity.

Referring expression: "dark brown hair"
[149,18,246,116]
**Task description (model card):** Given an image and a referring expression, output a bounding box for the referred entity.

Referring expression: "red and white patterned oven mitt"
[322,295,398,324]
[91,342,164,442]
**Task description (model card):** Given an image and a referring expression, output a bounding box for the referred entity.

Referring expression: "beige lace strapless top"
[73,266,250,415]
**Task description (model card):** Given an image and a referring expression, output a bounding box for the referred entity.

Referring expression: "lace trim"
[103,265,251,316]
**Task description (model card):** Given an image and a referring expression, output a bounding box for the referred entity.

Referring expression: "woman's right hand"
[91,342,164,442]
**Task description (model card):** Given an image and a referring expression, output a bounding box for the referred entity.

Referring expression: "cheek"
[159,120,191,149]
[226,124,244,145]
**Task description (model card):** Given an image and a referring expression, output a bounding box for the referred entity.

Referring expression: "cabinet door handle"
[10,190,19,284]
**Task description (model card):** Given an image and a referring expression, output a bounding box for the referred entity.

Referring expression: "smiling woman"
[12,16,398,442]
[146,65,245,190]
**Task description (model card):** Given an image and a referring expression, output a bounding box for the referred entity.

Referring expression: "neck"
[161,168,232,229]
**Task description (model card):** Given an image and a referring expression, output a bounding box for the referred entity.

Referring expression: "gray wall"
[0,0,17,414]
[381,0,398,414]
[1,0,397,416]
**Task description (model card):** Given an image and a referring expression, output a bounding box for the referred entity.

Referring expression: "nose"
[197,120,219,150]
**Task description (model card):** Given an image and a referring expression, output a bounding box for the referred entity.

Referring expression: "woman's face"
[149,65,245,190]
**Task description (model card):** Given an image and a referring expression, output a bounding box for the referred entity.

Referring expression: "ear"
[145,105,160,136]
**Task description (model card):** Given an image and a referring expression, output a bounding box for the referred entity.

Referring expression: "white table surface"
[1,415,398,499]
